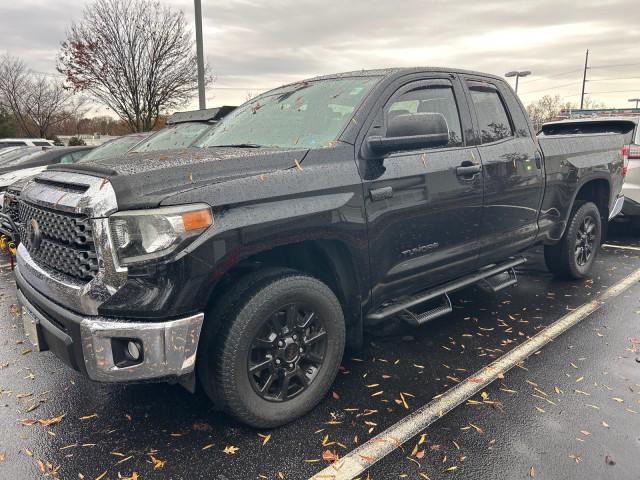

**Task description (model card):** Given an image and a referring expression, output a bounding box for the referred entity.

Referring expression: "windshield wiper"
[209,143,264,148]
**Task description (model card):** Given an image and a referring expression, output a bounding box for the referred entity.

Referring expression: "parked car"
[0,145,92,178]
[126,107,236,154]
[0,138,55,148]
[0,146,32,159]
[13,68,625,428]
[76,132,150,164]
[0,146,92,194]
[541,116,639,228]
[0,134,149,242]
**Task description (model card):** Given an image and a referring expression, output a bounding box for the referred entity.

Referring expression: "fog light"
[127,340,142,360]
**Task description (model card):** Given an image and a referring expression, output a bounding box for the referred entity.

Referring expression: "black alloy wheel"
[197,268,345,428]
[575,215,597,266]
[248,304,327,402]
[544,201,602,279]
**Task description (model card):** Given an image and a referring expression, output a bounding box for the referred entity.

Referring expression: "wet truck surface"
[12,67,626,427]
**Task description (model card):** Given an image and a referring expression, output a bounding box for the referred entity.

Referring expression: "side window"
[33,141,51,147]
[386,85,463,147]
[468,86,513,143]
[59,153,75,164]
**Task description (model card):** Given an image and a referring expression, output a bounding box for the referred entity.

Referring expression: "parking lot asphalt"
[0,222,638,480]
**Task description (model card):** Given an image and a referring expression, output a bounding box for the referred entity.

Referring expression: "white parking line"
[310,268,640,480]
[602,243,640,252]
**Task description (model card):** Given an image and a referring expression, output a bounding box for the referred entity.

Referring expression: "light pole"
[505,70,531,94]
[194,0,206,110]
[629,98,640,109]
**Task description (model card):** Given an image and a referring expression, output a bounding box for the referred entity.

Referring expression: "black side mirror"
[366,112,450,155]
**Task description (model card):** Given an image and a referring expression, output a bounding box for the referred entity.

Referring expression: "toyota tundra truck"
[12,68,625,427]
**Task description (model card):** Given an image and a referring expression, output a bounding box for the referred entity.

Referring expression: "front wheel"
[198,269,345,428]
[544,201,602,279]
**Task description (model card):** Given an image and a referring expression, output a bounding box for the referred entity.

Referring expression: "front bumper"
[16,265,204,383]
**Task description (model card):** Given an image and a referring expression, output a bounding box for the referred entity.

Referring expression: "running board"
[479,267,518,293]
[367,257,526,322]
[399,294,452,326]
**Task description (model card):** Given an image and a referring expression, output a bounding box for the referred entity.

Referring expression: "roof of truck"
[277,67,504,88]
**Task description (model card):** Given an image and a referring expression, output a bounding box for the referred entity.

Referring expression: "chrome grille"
[18,201,98,280]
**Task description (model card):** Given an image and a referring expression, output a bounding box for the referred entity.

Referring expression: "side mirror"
[366,112,450,155]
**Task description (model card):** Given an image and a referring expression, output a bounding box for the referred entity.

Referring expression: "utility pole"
[580,49,589,109]
[629,98,640,109]
[194,0,206,110]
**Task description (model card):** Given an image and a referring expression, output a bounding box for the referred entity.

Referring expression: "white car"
[0,138,55,148]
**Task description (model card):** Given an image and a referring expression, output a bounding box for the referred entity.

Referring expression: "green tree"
[68,136,86,146]
[0,107,16,137]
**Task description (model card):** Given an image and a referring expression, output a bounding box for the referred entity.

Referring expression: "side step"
[399,294,452,326]
[479,267,518,293]
[367,257,526,322]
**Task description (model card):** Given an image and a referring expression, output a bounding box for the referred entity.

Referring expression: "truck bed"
[537,132,625,241]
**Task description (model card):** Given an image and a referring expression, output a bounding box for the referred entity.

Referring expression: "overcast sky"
[2,0,639,115]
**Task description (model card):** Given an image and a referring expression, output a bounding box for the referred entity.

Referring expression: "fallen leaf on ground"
[149,454,166,470]
[223,445,239,455]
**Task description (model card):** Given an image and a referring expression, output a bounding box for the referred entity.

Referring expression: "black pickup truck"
[13,68,625,427]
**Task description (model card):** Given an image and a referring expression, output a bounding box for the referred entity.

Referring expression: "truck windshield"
[131,123,211,153]
[196,77,381,149]
[80,135,144,162]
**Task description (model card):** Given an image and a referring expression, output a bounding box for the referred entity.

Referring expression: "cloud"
[2,0,638,109]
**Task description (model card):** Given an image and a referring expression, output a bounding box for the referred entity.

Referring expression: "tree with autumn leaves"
[57,0,212,132]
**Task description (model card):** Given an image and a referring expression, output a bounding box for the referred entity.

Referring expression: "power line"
[589,62,640,69]
[519,81,581,95]
[584,89,640,94]
[587,76,640,82]
[519,68,583,85]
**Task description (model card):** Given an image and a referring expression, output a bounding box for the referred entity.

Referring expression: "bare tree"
[58,0,210,132]
[526,94,608,131]
[0,55,86,138]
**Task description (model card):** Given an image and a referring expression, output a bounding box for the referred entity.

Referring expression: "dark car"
[77,133,150,164]
[14,68,625,428]
[0,146,92,176]
[126,107,236,154]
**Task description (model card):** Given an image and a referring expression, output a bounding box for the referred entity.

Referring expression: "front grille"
[18,201,98,280]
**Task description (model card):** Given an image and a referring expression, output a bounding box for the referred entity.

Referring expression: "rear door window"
[468,85,513,143]
[386,84,463,147]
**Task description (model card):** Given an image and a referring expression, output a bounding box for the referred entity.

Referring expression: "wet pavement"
[0,222,638,480]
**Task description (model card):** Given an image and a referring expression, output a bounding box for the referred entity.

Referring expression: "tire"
[544,201,602,279]
[197,268,345,428]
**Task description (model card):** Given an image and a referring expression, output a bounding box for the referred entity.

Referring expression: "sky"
[2,0,640,116]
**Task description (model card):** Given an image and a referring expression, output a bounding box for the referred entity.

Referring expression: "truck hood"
[47,146,310,210]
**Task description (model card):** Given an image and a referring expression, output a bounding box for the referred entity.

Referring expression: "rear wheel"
[544,201,602,279]
[197,268,345,428]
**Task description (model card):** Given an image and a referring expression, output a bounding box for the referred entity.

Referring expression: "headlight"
[109,204,213,266]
